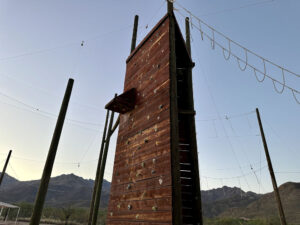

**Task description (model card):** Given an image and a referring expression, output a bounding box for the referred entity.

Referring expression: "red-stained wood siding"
[106,16,173,225]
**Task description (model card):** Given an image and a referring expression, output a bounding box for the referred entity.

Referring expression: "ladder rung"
[178,109,196,115]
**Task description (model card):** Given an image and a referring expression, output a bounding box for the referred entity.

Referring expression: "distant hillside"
[220,182,300,224]
[0,173,20,187]
[0,173,110,208]
[1,173,299,224]
[201,186,261,218]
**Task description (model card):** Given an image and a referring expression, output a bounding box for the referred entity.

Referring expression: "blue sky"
[0,0,299,194]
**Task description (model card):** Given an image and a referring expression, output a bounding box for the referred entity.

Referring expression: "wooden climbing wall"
[106,15,173,224]
[106,11,203,225]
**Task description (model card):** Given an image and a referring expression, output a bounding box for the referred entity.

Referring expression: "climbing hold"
[127,184,132,190]
[128,205,132,210]
[159,178,163,185]
[141,162,145,168]
[152,206,158,211]
[144,139,149,143]
[153,158,156,163]
[141,191,146,199]
[151,170,156,174]
[158,104,163,109]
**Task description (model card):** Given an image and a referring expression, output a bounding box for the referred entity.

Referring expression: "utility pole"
[0,150,12,186]
[185,17,204,225]
[131,15,139,53]
[91,110,115,225]
[88,15,138,225]
[30,78,74,225]
[256,108,287,225]
[87,110,110,225]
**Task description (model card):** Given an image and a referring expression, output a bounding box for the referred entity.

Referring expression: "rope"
[253,68,266,82]
[0,90,103,129]
[211,29,215,50]
[292,89,300,104]
[175,1,300,78]
[202,165,268,180]
[237,48,248,71]
[196,110,255,122]
[222,38,231,60]
[175,3,300,104]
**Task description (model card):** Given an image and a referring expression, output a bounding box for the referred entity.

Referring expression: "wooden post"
[91,110,115,225]
[30,79,74,225]
[168,1,173,15]
[185,18,191,55]
[0,150,12,186]
[131,15,139,53]
[90,14,138,224]
[256,108,287,225]
[87,110,110,225]
[185,17,204,225]
[169,3,183,225]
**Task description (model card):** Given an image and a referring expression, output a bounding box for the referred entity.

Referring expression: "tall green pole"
[256,108,287,225]
[185,17,204,225]
[0,150,12,186]
[30,78,74,225]
[87,110,110,225]
[131,15,139,53]
[91,110,115,225]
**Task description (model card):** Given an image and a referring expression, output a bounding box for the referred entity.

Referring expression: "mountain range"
[0,173,110,208]
[0,173,299,224]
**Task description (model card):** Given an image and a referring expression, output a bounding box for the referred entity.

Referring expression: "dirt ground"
[0,222,53,225]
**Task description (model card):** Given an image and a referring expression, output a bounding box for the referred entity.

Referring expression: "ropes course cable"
[196,110,255,122]
[173,1,300,104]
[0,71,105,113]
[192,45,252,191]
[0,24,133,62]
[0,89,103,129]
[202,165,268,180]
[11,155,98,165]
[198,0,275,17]
[225,117,266,192]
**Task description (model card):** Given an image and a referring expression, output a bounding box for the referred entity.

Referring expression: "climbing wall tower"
[105,9,203,225]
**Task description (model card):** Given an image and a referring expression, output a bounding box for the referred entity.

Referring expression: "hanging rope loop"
[198,20,204,40]
[237,48,248,71]
[173,1,300,104]
[272,68,286,94]
[292,89,300,104]
[254,68,266,82]
[222,38,231,60]
[211,29,215,49]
